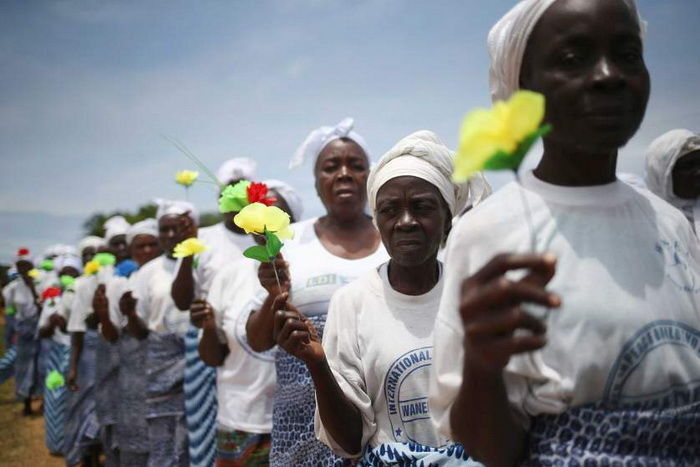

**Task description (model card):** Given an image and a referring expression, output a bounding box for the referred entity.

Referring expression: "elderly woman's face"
[375,176,449,267]
[521,0,649,154]
[314,138,370,217]
[81,246,96,265]
[673,150,700,199]
[109,234,130,263]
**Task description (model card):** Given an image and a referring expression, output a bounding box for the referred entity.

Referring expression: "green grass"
[0,319,62,466]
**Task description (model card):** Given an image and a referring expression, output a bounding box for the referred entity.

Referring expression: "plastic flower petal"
[453,90,549,182]
[234,203,294,239]
[247,182,277,206]
[41,286,62,301]
[60,275,76,288]
[84,260,101,276]
[173,238,209,258]
[40,259,54,271]
[5,306,16,316]
[219,180,252,213]
[94,252,117,266]
[175,170,199,187]
[27,269,40,279]
[46,370,65,390]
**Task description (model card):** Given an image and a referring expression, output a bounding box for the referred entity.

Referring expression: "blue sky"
[1,0,698,263]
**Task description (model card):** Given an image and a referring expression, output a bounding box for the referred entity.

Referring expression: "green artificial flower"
[60,275,76,288]
[46,370,65,390]
[218,180,252,213]
[40,259,54,271]
[94,252,117,266]
[5,305,16,316]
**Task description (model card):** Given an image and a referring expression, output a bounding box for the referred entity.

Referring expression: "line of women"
[1,0,699,465]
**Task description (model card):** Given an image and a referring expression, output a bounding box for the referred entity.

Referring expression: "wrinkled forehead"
[316,138,368,165]
[531,0,642,48]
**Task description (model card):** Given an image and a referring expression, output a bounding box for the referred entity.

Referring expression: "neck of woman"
[533,139,618,187]
[388,257,439,296]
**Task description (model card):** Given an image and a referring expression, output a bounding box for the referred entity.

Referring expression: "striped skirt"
[184,324,217,467]
[43,341,71,454]
[117,332,150,462]
[0,346,17,384]
[95,336,121,465]
[146,331,189,467]
[14,317,41,398]
[63,330,100,466]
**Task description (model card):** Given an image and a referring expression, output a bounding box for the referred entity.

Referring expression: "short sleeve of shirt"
[314,287,376,458]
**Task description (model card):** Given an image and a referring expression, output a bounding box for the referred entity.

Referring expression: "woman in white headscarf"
[645,129,700,235]
[122,200,197,467]
[4,248,42,415]
[429,0,700,465]
[246,118,389,466]
[275,131,486,465]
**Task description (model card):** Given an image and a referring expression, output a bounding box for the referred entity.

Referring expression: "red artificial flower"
[17,247,30,256]
[247,182,277,207]
[41,286,62,301]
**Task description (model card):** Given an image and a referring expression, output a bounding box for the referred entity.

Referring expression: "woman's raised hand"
[272,293,323,366]
[460,253,560,374]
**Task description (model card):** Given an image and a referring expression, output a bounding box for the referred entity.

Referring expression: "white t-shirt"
[2,279,39,321]
[39,296,70,346]
[429,171,700,437]
[251,234,390,319]
[67,266,114,333]
[196,222,256,295]
[106,275,130,332]
[316,262,449,457]
[208,258,277,433]
[131,255,190,336]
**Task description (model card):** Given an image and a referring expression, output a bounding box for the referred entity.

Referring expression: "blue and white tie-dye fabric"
[63,329,101,466]
[0,346,16,383]
[184,323,217,467]
[361,442,479,466]
[44,341,70,454]
[117,331,150,465]
[95,336,121,465]
[145,331,189,467]
[523,401,700,465]
[14,316,41,398]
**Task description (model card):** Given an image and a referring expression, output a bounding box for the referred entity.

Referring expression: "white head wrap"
[645,129,700,233]
[290,118,370,170]
[104,216,131,242]
[488,0,645,103]
[126,218,159,245]
[55,254,83,274]
[155,198,199,225]
[367,130,491,218]
[78,236,105,254]
[263,179,304,222]
[216,158,257,185]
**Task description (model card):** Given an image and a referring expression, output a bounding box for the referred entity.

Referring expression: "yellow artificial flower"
[83,259,101,276]
[27,269,40,279]
[453,90,546,182]
[234,203,294,240]
[175,170,199,187]
[173,238,209,258]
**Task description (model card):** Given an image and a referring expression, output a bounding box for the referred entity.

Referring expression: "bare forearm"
[450,359,526,466]
[246,295,276,352]
[309,358,363,456]
[99,316,119,343]
[171,257,195,311]
[198,324,229,366]
[69,332,84,375]
[126,314,149,340]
